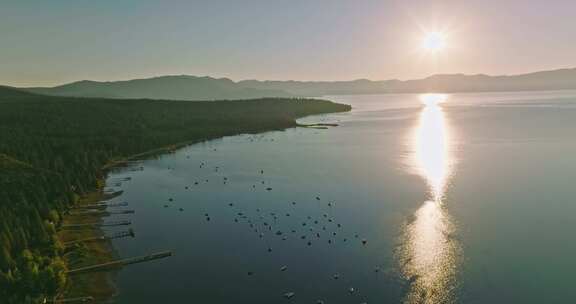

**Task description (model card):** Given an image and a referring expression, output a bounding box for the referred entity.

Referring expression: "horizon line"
[14,65,576,89]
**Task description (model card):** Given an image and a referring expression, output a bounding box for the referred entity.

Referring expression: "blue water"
[102,91,576,304]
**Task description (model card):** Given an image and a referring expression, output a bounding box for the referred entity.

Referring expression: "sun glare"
[422,32,446,52]
[419,93,448,107]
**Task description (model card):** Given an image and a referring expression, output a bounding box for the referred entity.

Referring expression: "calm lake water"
[103,91,576,304]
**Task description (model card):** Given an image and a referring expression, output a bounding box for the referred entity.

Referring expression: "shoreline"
[57,115,346,303]
[57,186,121,303]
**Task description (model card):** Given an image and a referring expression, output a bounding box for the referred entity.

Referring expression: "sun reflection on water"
[399,93,460,304]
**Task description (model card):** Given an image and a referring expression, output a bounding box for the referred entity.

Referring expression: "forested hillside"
[0,86,351,303]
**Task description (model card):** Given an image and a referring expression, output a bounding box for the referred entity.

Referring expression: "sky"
[1,0,575,87]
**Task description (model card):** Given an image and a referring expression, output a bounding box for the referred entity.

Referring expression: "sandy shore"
[58,186,121,303]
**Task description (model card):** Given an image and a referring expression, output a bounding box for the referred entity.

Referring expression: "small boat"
[283,292,295,299]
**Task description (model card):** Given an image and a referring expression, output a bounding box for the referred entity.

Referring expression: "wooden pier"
[61,220,131,229]
[46,296,94,303]
[69,209,135,216]
[72,201,129,210]
[64,229,135,246]
[67,251,173,275]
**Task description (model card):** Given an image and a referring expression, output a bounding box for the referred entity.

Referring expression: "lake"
[103,91,576,304]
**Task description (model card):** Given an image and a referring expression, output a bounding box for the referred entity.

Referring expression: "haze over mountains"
[23,68,576,101]
[26,76,295,100]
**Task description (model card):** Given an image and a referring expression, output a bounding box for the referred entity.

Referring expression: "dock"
[68,209,135,216]
[46,296,94,303]
[67,251,173,275]
[61,220,131,229]
[72,201,129,210]
[64,229,135,246]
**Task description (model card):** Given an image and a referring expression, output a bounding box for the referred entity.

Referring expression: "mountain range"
[22,68,576,101]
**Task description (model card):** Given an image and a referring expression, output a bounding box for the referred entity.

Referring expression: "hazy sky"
[2,0,575,86]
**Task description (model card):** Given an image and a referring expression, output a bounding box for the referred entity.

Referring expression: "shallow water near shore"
[102,91,576,303]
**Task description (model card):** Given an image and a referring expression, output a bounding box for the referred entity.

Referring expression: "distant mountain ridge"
[239,68,576,96]
[26,75,295,101]
[0,86,40,99]
[22,68,576,100]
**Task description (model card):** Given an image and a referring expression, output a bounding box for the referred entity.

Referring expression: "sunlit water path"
[399,93,460,304]
[101,91,576,304]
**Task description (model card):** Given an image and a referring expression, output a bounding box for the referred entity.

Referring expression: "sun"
[421,32,447,52]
